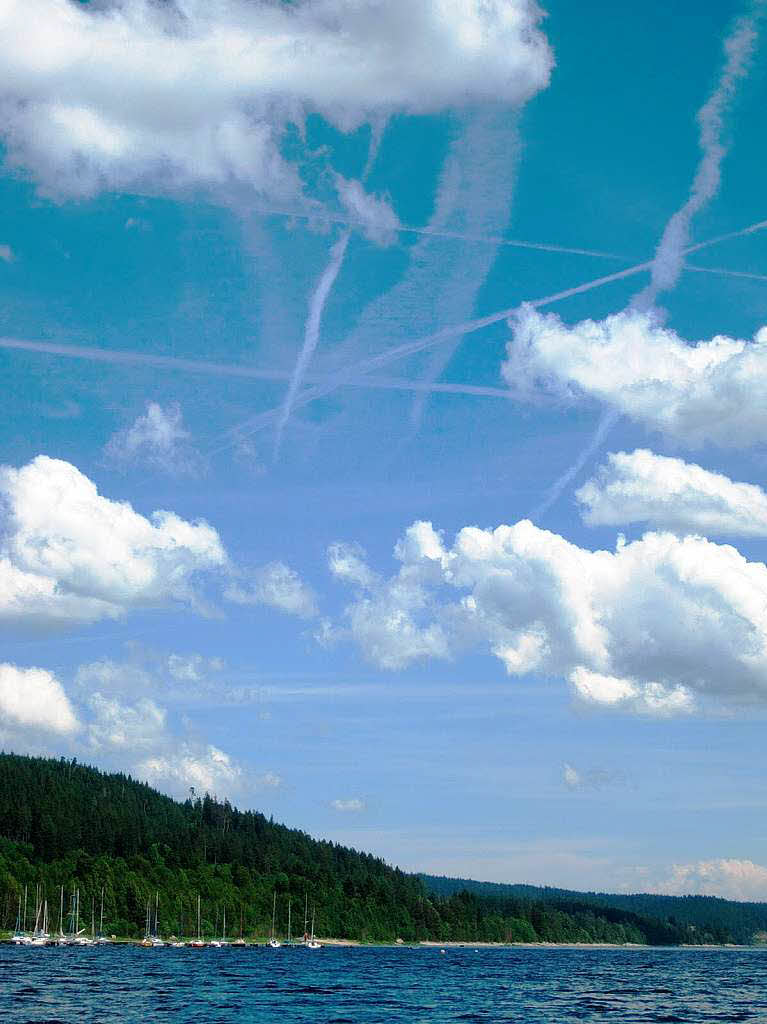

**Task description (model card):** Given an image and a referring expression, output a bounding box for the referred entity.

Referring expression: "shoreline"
[1,933,761,951]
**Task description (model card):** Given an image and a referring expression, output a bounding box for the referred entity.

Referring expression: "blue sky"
[2,0,767,900]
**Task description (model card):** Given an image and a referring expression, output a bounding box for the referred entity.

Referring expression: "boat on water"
[11,889,31,944]
[299,894,321,949]
[70,889,95,945]
[305,906,322,950]
[140,893,165,947]
[30,896,50,945]
[266,891,281,948]
[188,894,205,947]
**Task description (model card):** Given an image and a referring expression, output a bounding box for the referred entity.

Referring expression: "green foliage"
[421,874,767,946]
[0,753,752,945]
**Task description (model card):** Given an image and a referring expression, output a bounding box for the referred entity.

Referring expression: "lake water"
[1,944,766,1023]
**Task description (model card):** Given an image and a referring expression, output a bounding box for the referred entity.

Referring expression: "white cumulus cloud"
[0,455,227,628]
[642,858,767,902]
[503,307,767,449]
[138,744,243,796]
[0,662,79,734]
[0,243,14,263]
[577,449,767,537]
[0,0,551,201]
[328,518,767,713]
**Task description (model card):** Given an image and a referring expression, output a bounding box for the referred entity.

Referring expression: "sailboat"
[31,896,50,945]
[208,904,226,947]
[51,886,67,946]
[146,892,165,947]
[266,891,281,948]
[188,894,205,947]
[305,906,322,950]
[72,889,94,945]
[11,890,31,945]
[96,887,111,944]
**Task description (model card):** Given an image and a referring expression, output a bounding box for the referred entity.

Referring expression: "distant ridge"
[0,753,763,944]
[420,874,767,946]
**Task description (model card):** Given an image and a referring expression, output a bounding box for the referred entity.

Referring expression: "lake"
[1,944,766,1022]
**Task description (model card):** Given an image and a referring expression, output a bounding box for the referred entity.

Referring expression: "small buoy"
[440,948,446,954]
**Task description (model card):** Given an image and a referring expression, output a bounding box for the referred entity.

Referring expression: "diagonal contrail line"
[212,216,767,453]
[0,336,515,399]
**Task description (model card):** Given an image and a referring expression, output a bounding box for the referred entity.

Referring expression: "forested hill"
[0,753,760,944]
[421,875,767,946]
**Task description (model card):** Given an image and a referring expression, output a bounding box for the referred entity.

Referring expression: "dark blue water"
[1,944,766,1023]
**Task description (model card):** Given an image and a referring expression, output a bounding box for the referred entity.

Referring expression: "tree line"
[0,754,752,944]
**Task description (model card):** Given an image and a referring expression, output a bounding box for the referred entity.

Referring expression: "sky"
[1,0,767,902]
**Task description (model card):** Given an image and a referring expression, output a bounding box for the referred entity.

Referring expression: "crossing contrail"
[3,219,764,451]
[272,123,388,458]
[212,215,767,453]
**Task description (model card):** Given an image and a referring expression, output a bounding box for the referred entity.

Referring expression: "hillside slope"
[0,754,758,943]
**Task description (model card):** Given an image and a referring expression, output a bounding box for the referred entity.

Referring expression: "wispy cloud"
[105,401,204,477]
[0,244,14,264]
[562,763,628,792]
[331,798,367,813]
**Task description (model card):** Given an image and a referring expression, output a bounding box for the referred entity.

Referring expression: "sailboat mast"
[270,892,276,940]
[287,899,291,944]
[304,893,308,939]
[197,893,201,941]
[23,884,28,932]
[155,891,159,938]
[59,886,64,937]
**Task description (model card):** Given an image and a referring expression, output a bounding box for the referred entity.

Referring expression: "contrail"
[538,6,765,518]
[272,121,387,458]
[4,222,764,450]
[407,111,521,433]
[530,408,621,522]
[0,336,517,399]
[212,216,767,453]
[634,4,764,309]
[685,263,767,282]
[272,229,351,458]
[239,196,623,261]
